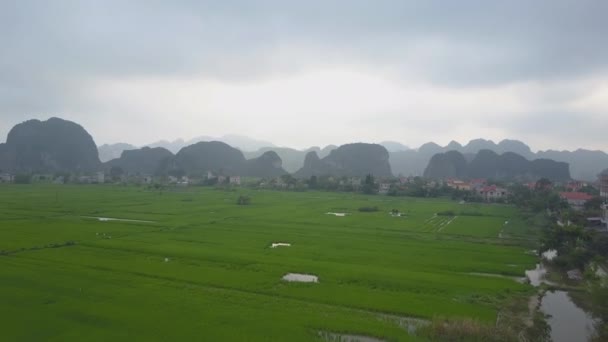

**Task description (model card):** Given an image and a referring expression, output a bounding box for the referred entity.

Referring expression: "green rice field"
[0,185,538,341]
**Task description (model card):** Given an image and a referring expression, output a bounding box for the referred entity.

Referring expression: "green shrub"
[237,195,251,205]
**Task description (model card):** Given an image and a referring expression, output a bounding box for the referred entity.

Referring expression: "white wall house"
[0,173,14,183]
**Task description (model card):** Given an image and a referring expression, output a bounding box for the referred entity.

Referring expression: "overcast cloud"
[1,0,607,151]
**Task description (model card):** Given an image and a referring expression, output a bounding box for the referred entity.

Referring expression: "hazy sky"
[1,1,607,151]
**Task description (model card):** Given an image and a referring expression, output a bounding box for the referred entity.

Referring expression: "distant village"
[1,168,607,232]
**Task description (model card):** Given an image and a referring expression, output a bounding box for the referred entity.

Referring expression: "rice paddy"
[0,184,538,341]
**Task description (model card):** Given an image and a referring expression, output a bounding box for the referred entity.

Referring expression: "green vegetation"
[358,206,379,212]
[236,195,251,205]
[0,185,539,341]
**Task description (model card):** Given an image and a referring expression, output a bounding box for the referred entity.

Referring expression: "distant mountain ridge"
[98,143,137,162]
[243,145,337,173]
[294,143,392,178]
[2,117,605,181]
[0,118,100,173]
[391,139,607,181]
[424,149,571,182]
[105,147,173,175]
[104,142,288,178]
[145,135,275,154]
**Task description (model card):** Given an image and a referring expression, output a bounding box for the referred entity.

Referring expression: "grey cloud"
[1,0,607,149]
[2,1,608,84]
[483,111,608,151]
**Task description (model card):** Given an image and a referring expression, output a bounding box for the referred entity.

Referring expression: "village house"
[0,173,14,183]
[566,180,587,192]
[600,169,608,199]
[78,175,93,184]
[273,177,287,188]
[94,172,105,184]
[602,204,608,229]
[526,181,553,191]
[143,175,154,184]
[398,177,414,185]
[469,178,487,191]
[559,192,594,210]
[177,176,190,186]
[229,176,241,185]
[378,183,391,195]
[447,179,471,191]
[478,185,508,202]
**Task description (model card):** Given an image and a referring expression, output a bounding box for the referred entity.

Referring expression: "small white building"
[95,172,105,184]
[143,176,153,184]
[479,185,508,202]
[0,173,14,183]
[78,175,92,184]
[177,176,190,186]
[229,176,241,185]
[602,204,608,229]
[378,183,391,195]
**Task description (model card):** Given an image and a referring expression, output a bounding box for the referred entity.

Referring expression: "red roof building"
[559,192,594,210]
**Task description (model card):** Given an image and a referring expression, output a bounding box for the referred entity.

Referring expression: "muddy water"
[82,216,155,223]
[319,332,385,342]
[526,250,596,341]
[326,212,347,217]
[541,290,596,342]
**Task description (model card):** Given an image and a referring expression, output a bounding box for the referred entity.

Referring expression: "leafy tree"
[589,280,608,341]
[110,166,124,181]
[308,175,318,189]
[584,197,604,211]
[535,178,552,192]
[14,174,31,184]
[362,174,377,194]
[280,174,297,186]
[580,185,600,196]
[168,168,186,178]
[236,195,251,205]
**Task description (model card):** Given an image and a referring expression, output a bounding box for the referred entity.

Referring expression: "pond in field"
[467,272,527,283]
[319,331,384,342]
[541,291,596,342]
[326,212,347,217]
[282,273,318,283]
[270,242,291,248]
[525,250,557,286]
[525,249,596,342]
[82,216,155,223]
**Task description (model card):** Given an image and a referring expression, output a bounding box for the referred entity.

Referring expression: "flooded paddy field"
[0,185,539,341]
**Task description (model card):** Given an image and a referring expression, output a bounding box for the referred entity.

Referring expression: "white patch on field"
[326,212,347,217]
[82,216,155,223]
[437,216,457,232]
[271,243,291,248]
[282,273,318,283]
